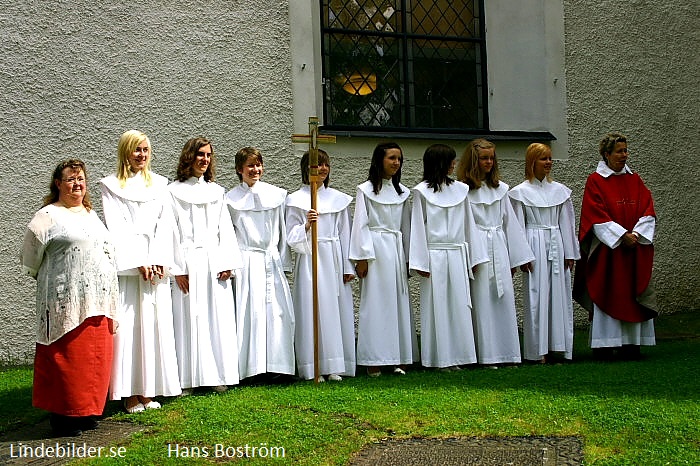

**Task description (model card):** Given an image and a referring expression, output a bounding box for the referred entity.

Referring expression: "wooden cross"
[291,117,336,384]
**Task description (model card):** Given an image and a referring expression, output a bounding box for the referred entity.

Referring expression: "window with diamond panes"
[321,0,485,132]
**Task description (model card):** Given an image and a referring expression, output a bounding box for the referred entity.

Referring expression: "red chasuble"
[574,171,657,322]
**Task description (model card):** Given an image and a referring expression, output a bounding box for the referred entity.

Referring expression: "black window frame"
[318,0,555,141]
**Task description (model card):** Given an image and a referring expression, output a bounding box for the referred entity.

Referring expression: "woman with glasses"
[574,132,657,360]
[101,130,181,413]
[21,159,119,436]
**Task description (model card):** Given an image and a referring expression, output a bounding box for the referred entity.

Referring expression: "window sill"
[320,127,556,142]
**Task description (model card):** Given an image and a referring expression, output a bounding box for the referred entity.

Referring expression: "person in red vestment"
[21,159,119,436]
[574,133,657,360]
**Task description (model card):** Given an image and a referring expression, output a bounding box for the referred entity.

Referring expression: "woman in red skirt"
[21,159,119,437]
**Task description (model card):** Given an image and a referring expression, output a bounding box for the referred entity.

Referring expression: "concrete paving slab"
[0,419,145,465]
[349,436,583,465]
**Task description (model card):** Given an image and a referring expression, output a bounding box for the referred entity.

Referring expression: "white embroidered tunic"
[22,205,119,345]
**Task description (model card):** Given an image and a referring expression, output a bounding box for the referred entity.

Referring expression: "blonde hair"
[116,130,153,188]
[524,143,552,182]
[456,138,499,190]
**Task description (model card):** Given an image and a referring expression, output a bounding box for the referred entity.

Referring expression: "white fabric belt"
[477,224,505,297]
[318,236,342,296]
[241,246,280,303]
[370,226,407,294]
[527,224,560,274]
[427,241,474,281]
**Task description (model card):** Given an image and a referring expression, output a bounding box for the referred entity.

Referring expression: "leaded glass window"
[321,0,486,132]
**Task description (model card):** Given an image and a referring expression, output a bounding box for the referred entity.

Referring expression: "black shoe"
[50,413,82,437]
[619,345,642,361]
[78,416,99,431]
[592,347,615,361]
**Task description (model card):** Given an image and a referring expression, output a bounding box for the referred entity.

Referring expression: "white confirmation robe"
[350,180,418,367]
[101,172,181,399]
[286,185,356,380]
[226,181,295,379]
[169,176,242,388]
[509,178,580,361]
[467,183,534,365]
[409,181,488,368]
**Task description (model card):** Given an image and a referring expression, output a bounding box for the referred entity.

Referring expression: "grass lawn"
[1,312,698,465]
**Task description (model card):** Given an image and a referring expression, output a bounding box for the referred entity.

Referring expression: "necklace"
[59,202,85,213]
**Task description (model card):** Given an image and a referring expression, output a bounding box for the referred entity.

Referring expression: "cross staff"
[291,117,336,384]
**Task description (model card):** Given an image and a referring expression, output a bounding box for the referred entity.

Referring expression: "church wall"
[0,0,298,363]
[0,0,697,363]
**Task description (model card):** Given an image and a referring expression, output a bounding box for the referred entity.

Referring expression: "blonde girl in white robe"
[286,150,356,381]
[456,139,534,366]
[409,143,489,370]
[226,147,295,381]
[350,142,418,377]
[169,137,242,392]
[508,143,580,362]
[101,130,181,413]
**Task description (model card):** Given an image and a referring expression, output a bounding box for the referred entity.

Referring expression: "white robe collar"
[169,176,224,204]
[413,180,469,207]
[286,185,352,213]
[508,178,571,208]
[357,180,410,205]
[100,171,169,202]
[596,160,632,178]
[467,182,509,206]
[226,181,287,211]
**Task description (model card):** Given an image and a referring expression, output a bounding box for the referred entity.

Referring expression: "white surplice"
[409,181,489,368]
[509,178,580,360]
[467,183,534,364]
[101,172,182,399]
[226,181,295,379]
[169,176,242,388]
[350,180,418,367]
[286,185,356,380]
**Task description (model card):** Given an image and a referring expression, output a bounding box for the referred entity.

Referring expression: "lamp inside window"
[337,71,377,96]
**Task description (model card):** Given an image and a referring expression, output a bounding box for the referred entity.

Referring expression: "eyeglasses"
[62,177,86,184]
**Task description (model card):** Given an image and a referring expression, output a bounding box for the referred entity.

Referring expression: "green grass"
[2,313,699,465]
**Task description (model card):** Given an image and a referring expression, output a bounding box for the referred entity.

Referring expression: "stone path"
[0,419,144,465]
[349,436,583,465]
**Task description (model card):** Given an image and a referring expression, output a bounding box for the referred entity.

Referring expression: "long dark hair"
[422,143,455,192]
[43,158,92,210]
[368,142,404,195]
[300,149,330,188]
[176,137,216,182]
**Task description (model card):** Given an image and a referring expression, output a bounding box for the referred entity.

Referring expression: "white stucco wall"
[0,0,299,363]
[0,0,697,363]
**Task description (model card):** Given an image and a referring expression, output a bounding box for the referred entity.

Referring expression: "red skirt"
[33,316,114,416]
